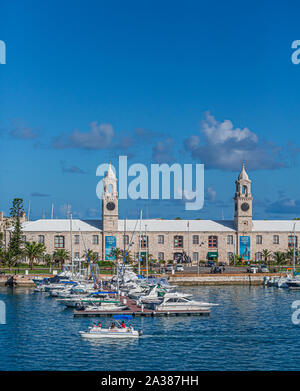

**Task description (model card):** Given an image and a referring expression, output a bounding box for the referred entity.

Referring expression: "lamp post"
[198,241,204,275]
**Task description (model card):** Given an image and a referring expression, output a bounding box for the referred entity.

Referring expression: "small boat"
[285,278,300,289]
[78,303,128,312]
[79,315,142,339]
[152,292,218,312]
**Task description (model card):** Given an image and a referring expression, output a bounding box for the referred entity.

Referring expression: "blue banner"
[105,236,116,260]
[240,236,251,261]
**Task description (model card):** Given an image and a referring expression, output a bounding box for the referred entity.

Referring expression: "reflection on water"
[0,285,299,370]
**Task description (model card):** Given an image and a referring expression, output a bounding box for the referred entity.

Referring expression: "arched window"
[255,252,262,261]
[227,252,233,262]
[242,185,248,196]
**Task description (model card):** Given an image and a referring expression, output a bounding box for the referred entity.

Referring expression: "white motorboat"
[284,277,300,289]
[79,303,128,312]
[58,292,120,308]
[80,316,142,339]
[153,292,218,312]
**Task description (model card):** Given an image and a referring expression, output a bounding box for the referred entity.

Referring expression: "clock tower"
[234,163,253,232]
[102,162,119,234]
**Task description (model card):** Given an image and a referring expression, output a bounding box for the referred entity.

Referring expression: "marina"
[0,284,299,371]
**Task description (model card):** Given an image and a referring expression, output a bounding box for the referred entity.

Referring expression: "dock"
[74,309,210,317]
[73,293,210,317]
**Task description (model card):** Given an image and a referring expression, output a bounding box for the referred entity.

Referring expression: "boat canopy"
[92,291,118,295]
[113,315,133,320]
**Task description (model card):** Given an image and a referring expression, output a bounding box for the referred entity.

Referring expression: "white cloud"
[53,122,114,150]
[184,112,284,171]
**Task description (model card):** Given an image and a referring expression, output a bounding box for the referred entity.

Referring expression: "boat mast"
[293,223,296,276]
[138,209,142,276]
[145,223,148,280]
[70,211,73,277]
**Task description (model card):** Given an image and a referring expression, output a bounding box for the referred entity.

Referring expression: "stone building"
[3,164,300,264]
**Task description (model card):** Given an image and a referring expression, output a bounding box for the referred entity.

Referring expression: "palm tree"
[230,253,241,266]
[110,247,123,263]
[120,249,133,264]
[1,249,18,271]
[262,249,272,266]
[53,249,70,269]
[273,251,286,266]
[24,241,46,270]
[86,250,98,264]
[286,248,298,266]
[44,253,53,272]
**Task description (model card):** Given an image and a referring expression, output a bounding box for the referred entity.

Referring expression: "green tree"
[273,251,286,265]
[24,241,46,270]
[174,217,182,220]
[230,253,241,265]
[8,198,25,259]
[53,249,70,269]
[1,249,18,271]
[110,247,123,263]
[262,249,272,265]
[120,249,132,264]
[86,249,98,263]
[44,253,53,271]
[286,248,298,265]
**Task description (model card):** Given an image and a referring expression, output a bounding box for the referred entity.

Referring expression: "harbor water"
[0,285,299,371]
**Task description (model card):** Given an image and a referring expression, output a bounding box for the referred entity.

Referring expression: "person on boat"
[121,321,126,328]
[97,322,102,328]
[110,322,115,329]
[92,322,97,329]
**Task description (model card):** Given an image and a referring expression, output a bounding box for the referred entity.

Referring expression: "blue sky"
[1,0,300,221]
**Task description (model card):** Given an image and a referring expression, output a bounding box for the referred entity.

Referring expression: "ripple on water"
[0,285,299,370]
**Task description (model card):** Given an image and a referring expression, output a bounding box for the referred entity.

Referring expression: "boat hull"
[79,329,140,338]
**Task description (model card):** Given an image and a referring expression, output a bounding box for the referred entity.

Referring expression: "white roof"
[252,220,300,232]
[19,219,102,232]
[15,218,300,234]
[118,219,235,232]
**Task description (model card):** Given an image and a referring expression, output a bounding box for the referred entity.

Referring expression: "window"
[38,235,45,244]
[174,235,184,248]
[54,235,65,249]
[74,252,80,259]
[227,252,233,262]
[192,252,199,262]
[273,235,279,245]
[288,235,298,248]
[123,235,129,246]
[158,252,164,261]
[227,235,233,245]
[208,236,218,248]
[94,252,99,261]
[74,235,79,244]
[158,235,164,244]
[193,235,199,245]
[140,235,148,248]
[256,235,262,245]
[92,235,99,245]
[255,252,262,261]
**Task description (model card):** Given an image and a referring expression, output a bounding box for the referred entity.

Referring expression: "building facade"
[3,164,300,264]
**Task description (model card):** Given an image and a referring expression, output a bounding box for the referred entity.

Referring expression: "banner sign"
[240,236,251,261]
[105,236,116,260]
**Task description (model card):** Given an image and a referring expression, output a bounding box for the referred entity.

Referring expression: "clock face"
[106,202,115,211]
[241,202,249,212]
